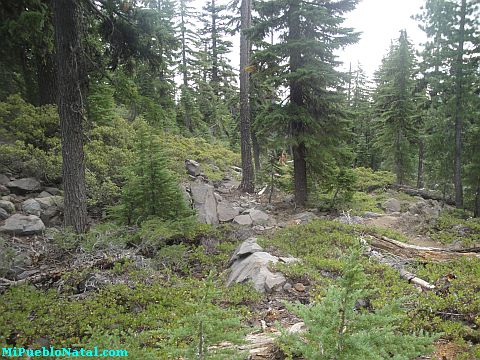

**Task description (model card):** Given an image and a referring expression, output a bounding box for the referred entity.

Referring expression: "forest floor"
[1,179,479,359]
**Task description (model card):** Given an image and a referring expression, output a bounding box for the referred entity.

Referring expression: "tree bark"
[474,178,480,218]
[238,0,255,193]
[251,129,261,172]
[454,0,466,208]
[53,0,88,234]
[288,1,307,206]
[417,137,425,189]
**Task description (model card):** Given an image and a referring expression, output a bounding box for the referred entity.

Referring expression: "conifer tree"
[415,0,480,207]
[373,31,418,185]
[122,121,191,224]
[250,0,359,205]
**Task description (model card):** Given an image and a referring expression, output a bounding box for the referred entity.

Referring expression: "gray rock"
[293,211,318,223]
[233,214,253,226]
[227,251,286,293]
[185,159,201,177]
[337,215,363,224]
[363,211,382,219]
[0,208,9,220]
[249,209,269,225]
[0,174,10,185]
[214,192,223,202]
[190,181,219,225]
[283,282,292,291]
[217,201,239,222]
[0,200,15,213]
[229,237,263,265]
[382,198,401,213]
[40,206,61,226]
[35,196,64,210]
[22,199,42,216]
[0,185,9,195]
[284,194,295,204]
[44,187,61,196]
[0,214,45,235]
[6,178,41,192]
[37,191,52,198]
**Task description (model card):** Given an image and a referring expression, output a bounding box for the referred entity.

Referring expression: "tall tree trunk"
[417,138,424,189]
[475,178,480,218]
[251,130,261,172]
[288,1,307,206]
[53,0,88,234]
[454,0,466,208]
[238,0,254,193]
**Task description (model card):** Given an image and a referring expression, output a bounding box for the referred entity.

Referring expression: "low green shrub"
[279,249,434,360]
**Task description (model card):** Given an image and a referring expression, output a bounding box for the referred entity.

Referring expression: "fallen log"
[367,235,480,262]
[390,184,455,206]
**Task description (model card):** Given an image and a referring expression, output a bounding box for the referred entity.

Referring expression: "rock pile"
[227,237,297,293]
[0,175,63,235]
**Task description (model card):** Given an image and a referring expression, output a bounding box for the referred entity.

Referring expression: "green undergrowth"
[429,209,480,247]
[260,219,480,356]
[160,133,240,181]
[2,219,263,359]
[0,278,253,359]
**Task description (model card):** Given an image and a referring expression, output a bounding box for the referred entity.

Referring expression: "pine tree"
[373,31,418,185]
[250,0,359,205]
[415,0,480,207]
[122,121,191,224]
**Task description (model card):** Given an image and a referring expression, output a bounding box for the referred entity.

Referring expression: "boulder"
[229,237,263,265]
[40,206,62,227]
[0,200,15,214]
[6,178,41,193]
[185,159,201,177]
[37,191,52,198]
[363,211,382,219]
[0,208,8,220]
[0,174,10,185]
[293,211,318,224]
[382,198,401,213]
[233,214,253,226]
[337,215,363,225]
[217,201,240,222]
[22,199,42,216]
[249,209,270,225]
[35,196,64,210]
[0,185,9,196]
[44,187,62,196]
[190,181,219,225]
[0,214,45,235]
[227,251,286,293]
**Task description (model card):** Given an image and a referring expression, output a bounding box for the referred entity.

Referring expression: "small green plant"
[120,120,193,224]
[279,248,434,360]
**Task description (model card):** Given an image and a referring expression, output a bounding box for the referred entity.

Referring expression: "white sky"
[338,0,427,78]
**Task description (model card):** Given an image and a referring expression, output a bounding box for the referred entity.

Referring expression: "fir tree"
[373,31,418,185]
[122,121,191,224]
[250,0,360,205]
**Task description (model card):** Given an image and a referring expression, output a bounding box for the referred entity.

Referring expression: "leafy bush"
[279,248,434,360]
[0,94,59,150]
[0,279,247,359]
[0,141,62,181]
[352,167,395,192]
[429,209,480,247]
[160,132,240,181]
